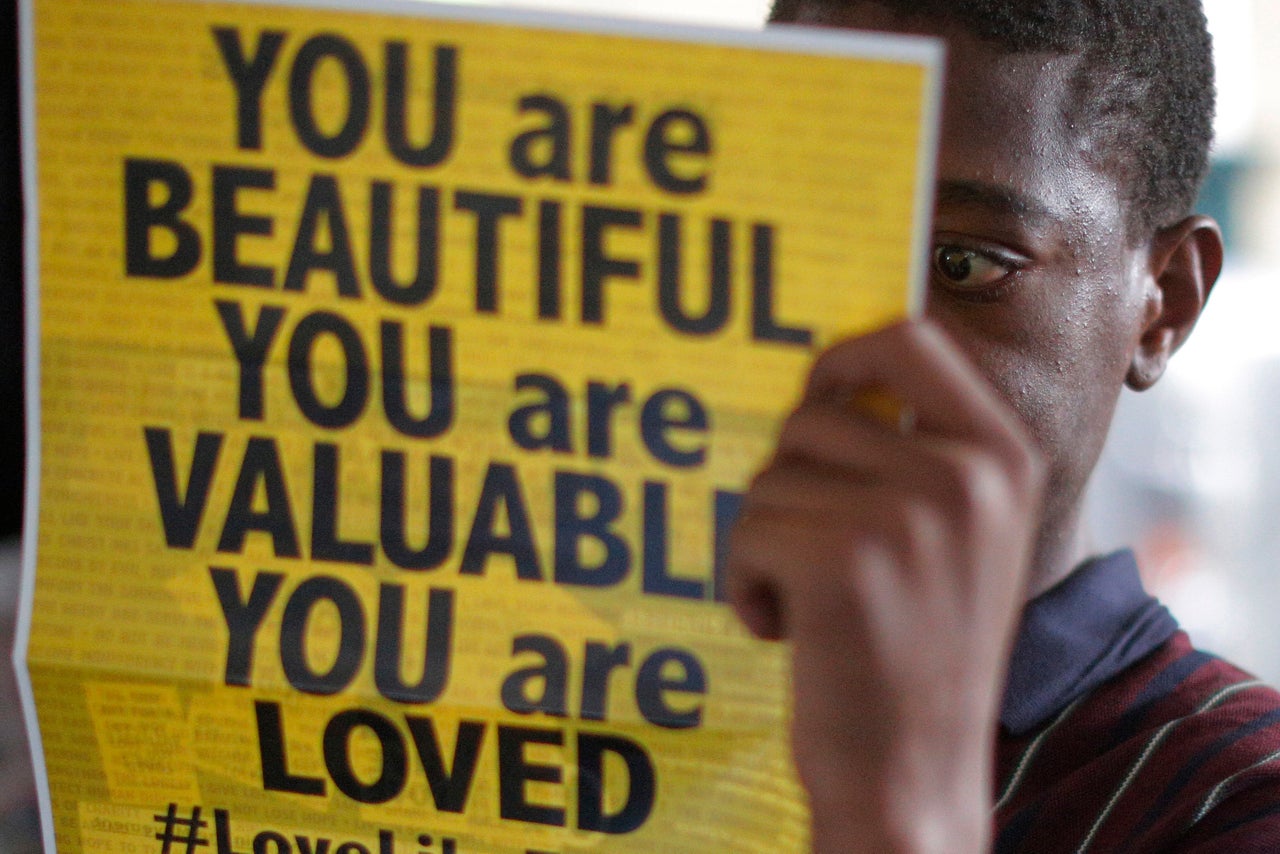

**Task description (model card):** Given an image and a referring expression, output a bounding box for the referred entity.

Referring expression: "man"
[725,2,1280,851]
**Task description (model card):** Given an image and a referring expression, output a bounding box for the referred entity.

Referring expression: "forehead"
[786,3,1124,232]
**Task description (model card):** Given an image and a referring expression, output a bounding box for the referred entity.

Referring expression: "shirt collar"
[1000,549,1179,735]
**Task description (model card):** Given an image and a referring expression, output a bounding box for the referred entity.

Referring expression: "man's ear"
[1126,215,1224,391]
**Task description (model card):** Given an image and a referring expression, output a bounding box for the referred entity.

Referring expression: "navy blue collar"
[1000,550,1179,736]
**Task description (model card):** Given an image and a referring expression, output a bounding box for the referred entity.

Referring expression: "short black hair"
[770,0,1216,237]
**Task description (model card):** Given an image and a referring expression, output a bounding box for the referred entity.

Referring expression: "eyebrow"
[935,179,1057,224]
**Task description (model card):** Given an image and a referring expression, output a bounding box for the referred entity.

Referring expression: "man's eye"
[932,245,1012,288]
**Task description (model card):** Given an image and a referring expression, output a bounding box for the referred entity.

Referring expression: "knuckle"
[833,506,914,579]
[1016,441,1049,496]
[936,452,1014,522]
[994,431,1047,502]
[882,498,947,576]
[996,419,1048,494]
[896,499,945,558]
[832,527,876,576]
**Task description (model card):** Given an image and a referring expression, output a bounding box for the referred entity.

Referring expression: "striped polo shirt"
[994,551,1280,852]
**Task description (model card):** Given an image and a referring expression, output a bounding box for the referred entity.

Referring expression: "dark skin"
[725,5,1225,852]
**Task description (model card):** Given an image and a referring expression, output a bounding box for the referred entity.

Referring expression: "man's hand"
[725,320,1046,854]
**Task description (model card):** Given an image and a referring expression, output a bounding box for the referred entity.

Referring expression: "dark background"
[1,0,19,540]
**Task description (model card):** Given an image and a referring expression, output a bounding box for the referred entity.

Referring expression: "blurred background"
[2,0,1279,850]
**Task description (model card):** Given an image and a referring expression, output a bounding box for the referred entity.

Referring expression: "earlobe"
[1125,215,1224,391]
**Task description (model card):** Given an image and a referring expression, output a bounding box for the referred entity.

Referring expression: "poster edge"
[13,0,57,850]
[167,0,944,65]
[906,44,944,316]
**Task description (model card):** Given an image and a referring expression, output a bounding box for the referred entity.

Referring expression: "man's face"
[789,4,1160,591]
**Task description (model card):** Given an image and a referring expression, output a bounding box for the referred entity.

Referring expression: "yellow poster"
[16,1,940,851]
